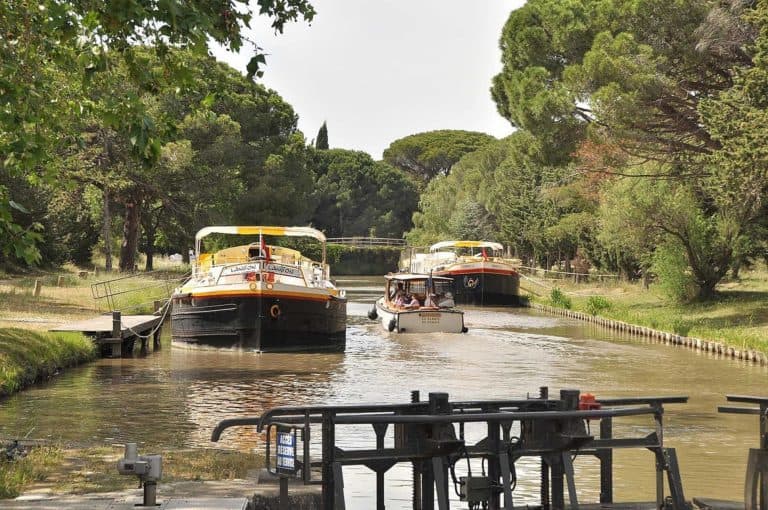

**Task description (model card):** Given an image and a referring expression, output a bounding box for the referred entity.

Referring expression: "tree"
[491,0,745,167]
[486,0,768,299]
[316,122,329,150]
[141,112,244,270]
[0,0,316,266]
[597,166,743,300]
[311,149,418,238]
[383,130,496,184]
[408,137,508,246]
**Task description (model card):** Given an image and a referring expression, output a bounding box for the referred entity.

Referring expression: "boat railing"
[327,236,406,247]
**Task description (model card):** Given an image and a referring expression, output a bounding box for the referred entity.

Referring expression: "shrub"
[585,296,611,316]
[550,287,572,309]
[671,317,692,337]
[652,242,697,303]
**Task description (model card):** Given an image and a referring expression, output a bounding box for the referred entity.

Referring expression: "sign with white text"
[276,428,296,474]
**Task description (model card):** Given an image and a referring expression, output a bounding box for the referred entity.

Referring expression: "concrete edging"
[529,302,768,366]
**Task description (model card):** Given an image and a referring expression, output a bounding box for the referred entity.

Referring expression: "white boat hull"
[375,298,466,334]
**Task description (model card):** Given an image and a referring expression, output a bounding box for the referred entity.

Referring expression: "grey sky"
[213,1,524,159]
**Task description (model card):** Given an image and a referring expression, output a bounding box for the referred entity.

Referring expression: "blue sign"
[276,429,296,474]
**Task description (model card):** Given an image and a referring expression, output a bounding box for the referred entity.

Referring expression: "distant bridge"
[326,237,406,248]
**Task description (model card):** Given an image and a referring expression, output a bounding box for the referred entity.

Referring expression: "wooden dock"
[51,311,163,358]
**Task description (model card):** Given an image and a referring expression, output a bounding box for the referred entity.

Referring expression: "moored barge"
[408,240,521,306]
[171,226,346,352]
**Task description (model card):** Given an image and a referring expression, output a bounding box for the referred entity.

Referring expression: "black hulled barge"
[171,226,346,352]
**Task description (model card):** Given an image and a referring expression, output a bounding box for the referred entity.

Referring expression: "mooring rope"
[122,297,173,340]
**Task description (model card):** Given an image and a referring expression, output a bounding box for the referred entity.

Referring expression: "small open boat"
[406,241,521,306]
[369,273,467,334]
[171,226,346,352]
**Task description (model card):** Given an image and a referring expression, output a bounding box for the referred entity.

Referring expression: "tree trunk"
[144,241,154,271]
[642,270,651,290]
[731,260,741,280]
[144,222,156,271]
[119,195,142,272]
[697,279,718,300]
[103,188,112,272]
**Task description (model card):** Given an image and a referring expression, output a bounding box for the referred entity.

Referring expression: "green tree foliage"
[316,121,329,150]
[492,0,729,163]
[237,133,316,226]
[141,111,244,270]
[598,168,742,300]
[408,132,575,259]
[652,241,697,303]
[0,0,315,267]
[484,0,768,299]
[311,149,418,238]
[383,130,496,183]
[447,200,497,242]
[697,3,768,273]
[407,137,508,246]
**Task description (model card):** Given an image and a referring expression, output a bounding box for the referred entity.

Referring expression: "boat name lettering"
[265,263,302,278]
[222,264,260,275]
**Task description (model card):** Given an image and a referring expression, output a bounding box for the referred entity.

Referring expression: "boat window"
[409,281,426,296]
[433,280,452,295]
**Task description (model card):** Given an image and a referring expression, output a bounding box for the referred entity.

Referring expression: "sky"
[212,0,526,160]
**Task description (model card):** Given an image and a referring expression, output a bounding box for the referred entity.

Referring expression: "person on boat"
[390,282,404,300]
[423,292,438,308]
[437,292,455,308]
[402,293,420,310]
[394,292,408,308]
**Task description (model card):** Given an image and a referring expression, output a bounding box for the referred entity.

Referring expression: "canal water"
[0,276,765,506]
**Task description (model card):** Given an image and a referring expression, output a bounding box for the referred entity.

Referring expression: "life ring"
[269,303,281,319]
[264,272,275,283]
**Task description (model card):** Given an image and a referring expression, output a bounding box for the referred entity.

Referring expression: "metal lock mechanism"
[116,443,163,507]
[459,476,491,503]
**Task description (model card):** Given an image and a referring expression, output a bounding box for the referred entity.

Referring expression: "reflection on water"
[0,277,765,506]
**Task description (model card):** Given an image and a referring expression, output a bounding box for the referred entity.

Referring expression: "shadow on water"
[0,276,765,505]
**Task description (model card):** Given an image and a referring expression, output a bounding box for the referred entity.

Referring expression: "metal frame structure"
[718,395,768,510]
[212,388,689,510]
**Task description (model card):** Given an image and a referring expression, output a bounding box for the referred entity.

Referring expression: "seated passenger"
[437,292,455,308]
[423,292,438,308]
[390,282,405,301]
[403,293,420,309]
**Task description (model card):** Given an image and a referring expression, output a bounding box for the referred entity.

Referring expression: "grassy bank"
[0,445,262,498]
[526,266,768,354]
[0,329,97,397]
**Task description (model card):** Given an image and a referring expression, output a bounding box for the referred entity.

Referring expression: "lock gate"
[212,387,689,510]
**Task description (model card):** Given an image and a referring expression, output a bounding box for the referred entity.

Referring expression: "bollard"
[33,279,41,297]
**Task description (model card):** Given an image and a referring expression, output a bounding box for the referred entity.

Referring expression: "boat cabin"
[384,274,455,309]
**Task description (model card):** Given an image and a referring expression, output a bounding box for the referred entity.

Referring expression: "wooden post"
[57,275,64,287]
[33,280,42,297]
[111,311,122,358]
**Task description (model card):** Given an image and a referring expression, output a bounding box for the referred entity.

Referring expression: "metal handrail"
[326,237,406,247]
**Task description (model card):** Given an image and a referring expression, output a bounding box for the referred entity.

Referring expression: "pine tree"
[316,121,329,150]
